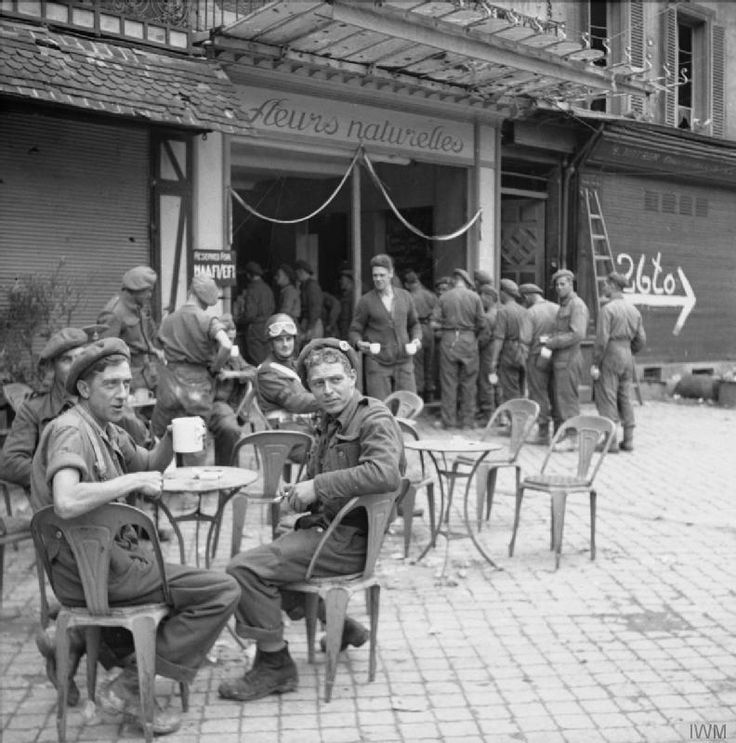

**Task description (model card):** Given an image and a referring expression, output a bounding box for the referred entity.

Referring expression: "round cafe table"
[158,465,257,568]
[404,437,503,572]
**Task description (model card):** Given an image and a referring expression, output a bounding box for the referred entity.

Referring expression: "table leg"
[462,454,500,569]
[152,498,186,564]
[413,450,445,563]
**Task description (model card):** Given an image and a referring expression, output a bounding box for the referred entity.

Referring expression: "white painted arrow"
[624,267,696,336]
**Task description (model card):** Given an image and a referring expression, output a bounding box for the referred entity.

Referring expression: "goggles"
[267,319,297,338]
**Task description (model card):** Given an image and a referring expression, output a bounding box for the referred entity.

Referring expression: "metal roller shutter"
[0,110,150,326]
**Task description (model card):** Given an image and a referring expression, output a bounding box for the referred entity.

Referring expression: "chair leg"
[550,491,567,570]
[130,615,159,743]
[85,626,101,703]
[230,494,248,558]
[427,483,436,548]
[179,682,189,712]
[323,587,350,703]
[589,489,597,561]
[304,593,319,664]
[550,500,555,551]
[55,614,71,743]
[270,502,281,541]
[508,486,524,557]
[367,585,380,683]
[485,467,500,524]
[401,486,416,559]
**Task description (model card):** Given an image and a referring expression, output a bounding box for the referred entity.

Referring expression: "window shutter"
[664,7,677,127]
[711,24,725,138]
[629,0,645,116]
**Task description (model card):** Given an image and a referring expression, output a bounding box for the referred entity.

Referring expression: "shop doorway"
[501,197,546,287]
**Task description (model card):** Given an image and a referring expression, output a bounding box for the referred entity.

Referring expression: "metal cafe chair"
[283,478,409,702]
[383,390,424,420]
[31,503,188,743]
[508,415,616,569]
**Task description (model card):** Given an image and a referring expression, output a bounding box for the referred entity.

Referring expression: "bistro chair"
[395,418,437,559]
[445,399,539,525]
[31,503,188,743]
[283,478,409,702]
[229,430,313,549]
[383,390,424,420]
[508,415,616,570]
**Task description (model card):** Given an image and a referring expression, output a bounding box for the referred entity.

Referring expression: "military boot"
[218,644,298,701]
[319,616,370,653]
[620,426,634,452]
[528,422,551,447]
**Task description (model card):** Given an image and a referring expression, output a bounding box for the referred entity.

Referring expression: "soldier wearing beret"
[30,338,239,735]
[430,269,485,429]
[546,269,590,444]
[404,270,438,403]
[592,272,646,452]
[220,337,404,703]
[294,260,324,344]
[336,269,355,340]
[98,266,162,394]
[274,264,301,325]
[477,284,499,424]
[490,279,531,413]
[520,283,559,445]
[152,275,235,459]
[0,328,87,488]
[237,261,275,366]
[349,254,422,400]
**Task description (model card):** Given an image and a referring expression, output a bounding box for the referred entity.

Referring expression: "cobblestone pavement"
[2,400,735,743]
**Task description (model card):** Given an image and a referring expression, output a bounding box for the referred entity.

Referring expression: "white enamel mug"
[171,416,207,453]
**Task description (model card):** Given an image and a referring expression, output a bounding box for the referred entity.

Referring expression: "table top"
[405,437,503,454]
[163,465,258,493]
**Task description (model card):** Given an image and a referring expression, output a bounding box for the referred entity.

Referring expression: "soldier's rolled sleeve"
[43,425,92,486]
[313,409,402,519]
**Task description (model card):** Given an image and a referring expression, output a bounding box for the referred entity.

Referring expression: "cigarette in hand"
[273,485,293,504]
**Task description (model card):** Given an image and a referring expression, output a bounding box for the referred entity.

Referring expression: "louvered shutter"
[664,7,678,127]
[711,24,725,138]
[629,0,645,116]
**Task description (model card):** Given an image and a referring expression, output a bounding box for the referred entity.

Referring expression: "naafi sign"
[615,252,696,336]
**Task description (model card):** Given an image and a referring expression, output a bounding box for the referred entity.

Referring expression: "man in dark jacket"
[592,272,646,452]
[238,261,275,366]
[349,254,422,399]
[404,270,438,403]
[220,338,404,702]
[432,269,485,429]
[295,260,324,343]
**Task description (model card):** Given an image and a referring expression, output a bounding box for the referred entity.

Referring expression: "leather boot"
[35,625,83,707]
[620,426,634,451]
[528,422,551,446]
[218,643,298,701]
[319,616,370,653]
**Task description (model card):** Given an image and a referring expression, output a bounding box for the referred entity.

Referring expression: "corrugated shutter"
[711,24,725,138]
[0,110,150,325]
[663,8,677,127]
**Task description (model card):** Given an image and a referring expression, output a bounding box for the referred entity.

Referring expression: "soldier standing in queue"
[476,284,499,426]
[336,269,356,340]
[591,271,646,452]
[238,261,275,366]
[489,279,531,410]
[295,260,324,343]
[520,283,559,446]
[545,269,590,448]
[432,268,485,430]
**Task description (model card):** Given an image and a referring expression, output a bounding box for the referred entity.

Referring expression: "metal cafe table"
[158,466,257,567]
[403,436,503,571]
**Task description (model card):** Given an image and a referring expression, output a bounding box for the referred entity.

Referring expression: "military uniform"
[211,353,255,466]
[477,299,498,422]
[299,276,324,342]
[406,278,438,399]
[433,279,485,428]
[30,403,239,684]
[278,284,301,324]
[592,290,646,439]
[225,389,404,645]
[524,293,559,434]
[491,299,530,404]
[240,278,275,366]
[547,291,589,425]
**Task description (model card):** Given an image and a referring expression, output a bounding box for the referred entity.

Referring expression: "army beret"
[339,269,354,281]
[435,276,451,288]
[404,270,419,285]
[551,269,575,282]
[607,271,629,289]
[39,327,89,362]
[65,337,130,395]
[122,266,157,291]
[500,278,521,297]
[474,269,493,286]
[244,261,263,276]
[296,337,358,385]
[294,259,314,275]
[278,263,296,283]
[480,285,499,300]
[453,268,474,288]
[190,273,220,306]
[519,283,544,296]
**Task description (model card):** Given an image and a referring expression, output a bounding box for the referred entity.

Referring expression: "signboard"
[236,85,478,165]
[192,250,237,287]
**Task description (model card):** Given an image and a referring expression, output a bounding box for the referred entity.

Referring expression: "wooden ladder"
[583,187,643,405]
